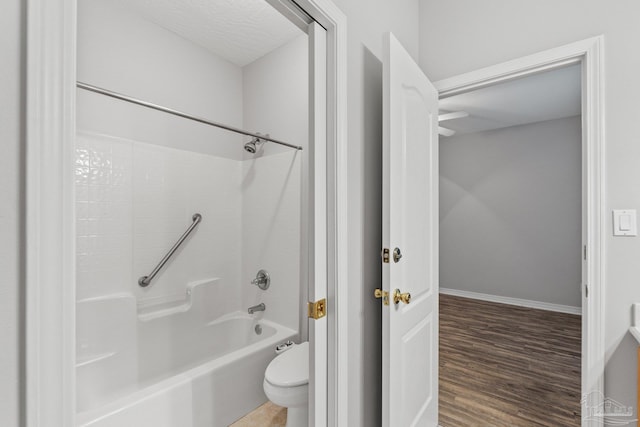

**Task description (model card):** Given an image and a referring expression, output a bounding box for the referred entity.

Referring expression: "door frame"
[25,0,348,426]
[433,36,605,426]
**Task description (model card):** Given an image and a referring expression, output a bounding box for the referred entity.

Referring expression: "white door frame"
[25,0,348,426]
[433,36,605,426]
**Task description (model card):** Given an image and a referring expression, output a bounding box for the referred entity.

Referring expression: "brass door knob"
[393,288,411,305]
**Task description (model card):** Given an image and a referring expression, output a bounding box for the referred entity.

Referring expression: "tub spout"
[248,303,266,314]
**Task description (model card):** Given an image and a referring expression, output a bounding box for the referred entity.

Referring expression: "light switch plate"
[613,209,637,236]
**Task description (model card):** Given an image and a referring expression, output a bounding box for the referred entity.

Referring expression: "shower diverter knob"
[251,269,270,290]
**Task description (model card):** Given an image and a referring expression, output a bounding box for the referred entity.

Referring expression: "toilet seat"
[265,341,308,387]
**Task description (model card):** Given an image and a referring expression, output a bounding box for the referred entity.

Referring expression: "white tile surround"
[75,132,243,310]
[75,131,300,328]
[74,133,302,415]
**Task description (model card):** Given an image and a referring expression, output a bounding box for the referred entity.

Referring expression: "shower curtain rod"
[76,81,303,151]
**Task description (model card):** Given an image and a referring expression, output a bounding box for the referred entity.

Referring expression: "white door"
[381,32,439,427]
[307,21,327,427]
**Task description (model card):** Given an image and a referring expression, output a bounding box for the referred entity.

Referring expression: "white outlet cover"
[613,209,637,236]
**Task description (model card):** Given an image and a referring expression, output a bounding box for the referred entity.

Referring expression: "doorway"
[432,38,605,426]
[25,0,348,426]
[74,1,310,425]
[437,63,584,425]
[378,35,603,427]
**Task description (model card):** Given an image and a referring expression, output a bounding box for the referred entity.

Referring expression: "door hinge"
[381,248,390,263]
[308,298,327,319]
[585,284,589,298]
[584,245,587,260]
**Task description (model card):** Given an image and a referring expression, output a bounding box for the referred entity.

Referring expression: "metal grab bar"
[138,213,202,287]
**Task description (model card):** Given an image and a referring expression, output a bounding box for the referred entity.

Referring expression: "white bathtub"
[76,282,297,426]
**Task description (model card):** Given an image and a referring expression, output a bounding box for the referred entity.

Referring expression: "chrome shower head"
[244,137,264,154]
[244,139,257,153]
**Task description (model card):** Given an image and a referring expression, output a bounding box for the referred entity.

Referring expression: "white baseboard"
[439,287,582,315]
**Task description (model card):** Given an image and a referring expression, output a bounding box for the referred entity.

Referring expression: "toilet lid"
[265,342,309,387]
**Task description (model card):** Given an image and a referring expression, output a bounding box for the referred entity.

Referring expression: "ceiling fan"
[438,111,468,137]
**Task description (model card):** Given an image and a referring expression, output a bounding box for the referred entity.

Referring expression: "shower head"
[243,137,264,154]
[244,139,257,153]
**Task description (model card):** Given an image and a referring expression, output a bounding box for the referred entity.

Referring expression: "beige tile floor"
[229,402,287,427]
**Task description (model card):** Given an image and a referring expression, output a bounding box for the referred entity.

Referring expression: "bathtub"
[76,281,297,427]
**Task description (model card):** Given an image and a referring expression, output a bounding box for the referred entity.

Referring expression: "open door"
[380,33,439,427]
[307,21,328,427]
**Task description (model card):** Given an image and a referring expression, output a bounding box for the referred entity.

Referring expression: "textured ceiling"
[114,0,303,67]
[440,64,581,135]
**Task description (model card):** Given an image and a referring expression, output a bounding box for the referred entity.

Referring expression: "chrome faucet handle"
[251,269,270,290]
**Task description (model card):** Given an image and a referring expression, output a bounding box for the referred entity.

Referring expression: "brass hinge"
[381,248,390,263]
[308,298,327,319]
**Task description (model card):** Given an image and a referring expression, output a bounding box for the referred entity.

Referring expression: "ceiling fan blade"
[438,111,469,122]
[438,126,456,137]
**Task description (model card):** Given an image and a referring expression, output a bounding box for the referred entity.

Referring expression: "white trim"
[26,0,77,425]
[26,0,348,426]
[434,36,605,427]
[439,288,582,315]
[308,20,328,427]
[292,2,349,425]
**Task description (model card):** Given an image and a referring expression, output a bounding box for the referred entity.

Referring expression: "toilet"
[263,341,309,427]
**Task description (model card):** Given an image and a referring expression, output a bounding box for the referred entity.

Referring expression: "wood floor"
[439,294,581,427]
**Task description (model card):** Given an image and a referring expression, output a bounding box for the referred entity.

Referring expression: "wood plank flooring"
[439,294,581,427]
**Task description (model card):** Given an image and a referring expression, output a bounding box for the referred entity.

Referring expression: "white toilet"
[263,341,309,427]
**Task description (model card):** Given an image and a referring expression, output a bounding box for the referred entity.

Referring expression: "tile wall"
[75,132,243,312]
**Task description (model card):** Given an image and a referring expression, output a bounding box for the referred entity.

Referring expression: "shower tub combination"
[76,279,297,427]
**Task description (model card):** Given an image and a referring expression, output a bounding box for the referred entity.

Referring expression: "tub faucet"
[248,303,266,314]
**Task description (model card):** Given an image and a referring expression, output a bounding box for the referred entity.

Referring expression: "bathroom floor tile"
[229,402,287,427]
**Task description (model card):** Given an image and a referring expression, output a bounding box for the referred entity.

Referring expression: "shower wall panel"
[76,133,134,300]
[76,132,242,314]
[241,34,308,333]
[241,152,302,331]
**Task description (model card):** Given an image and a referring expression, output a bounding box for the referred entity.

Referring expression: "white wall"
[440,116,582,307]
[241,35,307,333]
[420,0,640,413]
[242,34,308,159]
[329,1,420,425]
[0,0,23,424]
[77,0,244,160]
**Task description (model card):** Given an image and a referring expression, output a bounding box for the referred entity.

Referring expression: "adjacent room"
[438,64,583,426]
